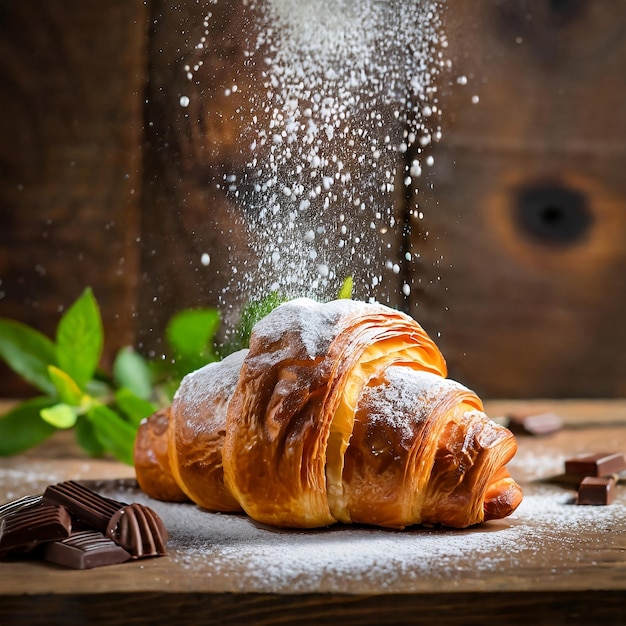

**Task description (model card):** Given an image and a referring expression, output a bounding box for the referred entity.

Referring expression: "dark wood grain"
[137,0,257,354]
[0,1,149,394]
[0,0,625,400]
[2,590,625,626]
[411,1,626,398]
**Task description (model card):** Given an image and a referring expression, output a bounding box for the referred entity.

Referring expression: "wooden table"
[1,400,625,625]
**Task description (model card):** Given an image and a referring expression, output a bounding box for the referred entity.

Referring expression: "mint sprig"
[56,287,103,390]
[165,307,221,375]
[222,291,289,355]
[0,278,354,463]
[337,276,353,300]
[0,288,156,464]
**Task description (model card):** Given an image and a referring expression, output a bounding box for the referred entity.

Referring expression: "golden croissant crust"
[134,298,522,529]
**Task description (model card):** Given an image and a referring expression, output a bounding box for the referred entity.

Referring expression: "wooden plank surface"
[0,1,149,396]
[413,1,626,398]
[1,399,625,624]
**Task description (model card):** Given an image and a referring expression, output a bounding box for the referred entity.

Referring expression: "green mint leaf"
[40,403,79,429]
[56,287,103,390]
[226,291,288,354]
[86,404,136,465]
[114,387,157,428]
[74,415,106,457]
[166,308,221,364]
[0,397,57,455]
[48,365,83,405]
[113,347,153,400]
[0,319,57,395]
[337,276,353,300]
[85,377,111,401]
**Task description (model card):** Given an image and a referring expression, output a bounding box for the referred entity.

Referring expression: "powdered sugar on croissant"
[134,298,522,529]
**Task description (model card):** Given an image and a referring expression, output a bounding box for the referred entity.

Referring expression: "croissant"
[134,298,522,529]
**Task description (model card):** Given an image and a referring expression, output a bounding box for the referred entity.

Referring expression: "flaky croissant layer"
[134,298,522,529]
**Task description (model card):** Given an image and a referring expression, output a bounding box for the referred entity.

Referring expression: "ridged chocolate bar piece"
[507,411,563,436]
[44,481,168,559]
[3,483,169,565]
[43,481,125,532]
[564,452,626,479]
[0,499,71,558]
[577,476,617,506]
[44,530,131,569]
[0,494,42,518]
[106,503,169,558]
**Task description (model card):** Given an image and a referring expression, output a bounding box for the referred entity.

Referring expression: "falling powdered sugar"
[189,0,449,306]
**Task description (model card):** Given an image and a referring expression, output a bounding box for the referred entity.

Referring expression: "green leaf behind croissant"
[0,319,57,395]
[56,287,103,391]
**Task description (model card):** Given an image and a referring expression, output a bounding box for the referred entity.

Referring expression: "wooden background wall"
[1,0,625,399]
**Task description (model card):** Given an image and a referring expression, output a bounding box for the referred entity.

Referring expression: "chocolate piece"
[577,476,617,506]
[43,481,125,532]
[564,452,626,479]
[106,503,168,558]
[2,483,168,566]
[0,494,44,557]
[0,500,71,557]
[0,494,42,518]
[507,411,563,436]
[44,530,131,569]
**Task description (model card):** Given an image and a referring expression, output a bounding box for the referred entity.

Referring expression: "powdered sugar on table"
[93,479,626,595]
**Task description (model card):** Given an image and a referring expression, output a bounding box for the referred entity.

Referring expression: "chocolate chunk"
[44,481,168,558]
[507,411,563,436]
[576,476,617,506]
[106,503,168,558]
[564,452,626,479]
[43,481,125,532]
[0,499,71,558]
[2,483,168,566]
[0,494,42,521]
[44,530,131,569]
